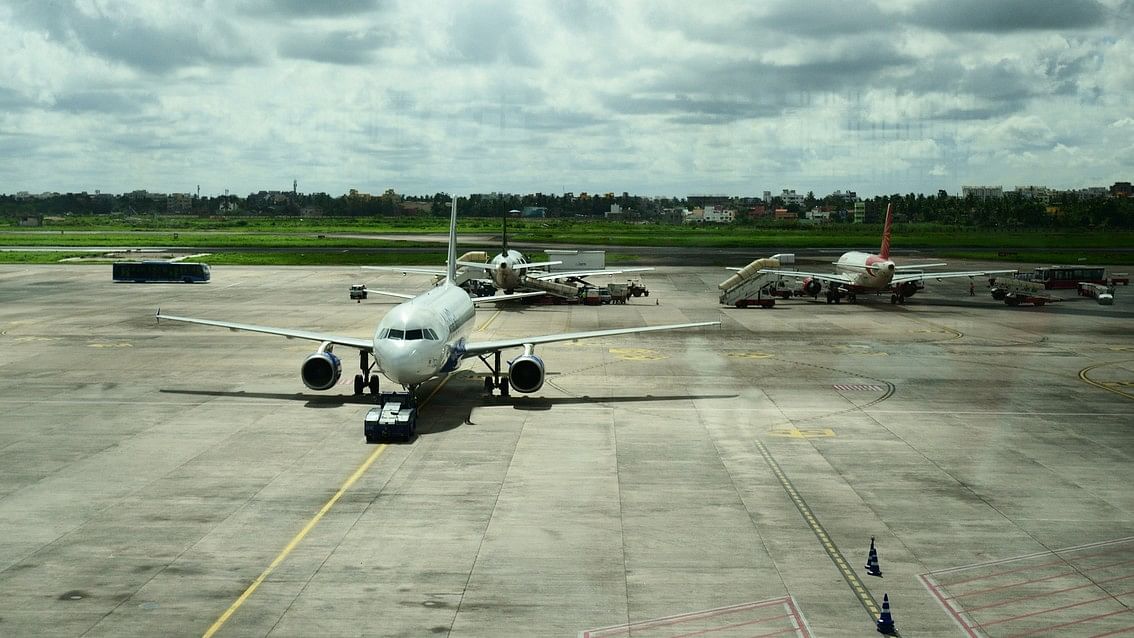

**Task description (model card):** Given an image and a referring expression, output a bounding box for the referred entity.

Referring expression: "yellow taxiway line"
[754,440,881,620]
[1079,361,1134,401]
[202,377,451,638]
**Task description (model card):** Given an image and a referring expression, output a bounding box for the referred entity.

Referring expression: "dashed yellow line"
[754,440,881,619]
[202,377,450,637]
[1079,361,1134,401]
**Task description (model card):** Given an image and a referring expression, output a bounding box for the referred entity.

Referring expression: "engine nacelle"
[508,354,545,393]
[802,278,822,296]
[301,351,342,391]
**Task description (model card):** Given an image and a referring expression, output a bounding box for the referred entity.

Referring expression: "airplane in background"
[156,200,717,439]
[758,203,1016,304]
[369,211,652,297]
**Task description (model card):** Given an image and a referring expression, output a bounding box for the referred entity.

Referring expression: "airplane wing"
[895,263,946,270]
[155,311,373,350]
[471,291,546,304]
[511,260,561,270]
[460,321,719,357]
[893,269,1016,284]
[363,289,415,300]
[531,267,654,281]
[758,269,854,285]
[361,266,447,277]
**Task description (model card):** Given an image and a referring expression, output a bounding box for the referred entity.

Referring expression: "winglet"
[880,202,894,260]
[446,198,459,283]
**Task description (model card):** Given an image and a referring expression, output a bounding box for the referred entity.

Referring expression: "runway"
[0,264,1131,636]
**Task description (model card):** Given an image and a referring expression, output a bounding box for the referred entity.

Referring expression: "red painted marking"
[1090,625,1134,637]
[1004,608,1133,638]
[784,595,812,638]
[920,574,982,638]
[583,598,802,637]
[928,537,1134,577]
[938,546,1134,588]
[951,569,1084,599]
[981,587,1134,627]
[966,574,1134,612]
[667,613,791,638]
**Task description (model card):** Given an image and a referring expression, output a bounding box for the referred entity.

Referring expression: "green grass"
[181,251,449,266]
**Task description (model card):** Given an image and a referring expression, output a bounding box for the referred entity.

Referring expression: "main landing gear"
[479,351,510,397]
[353,350,380,396]
[889,293,906,304]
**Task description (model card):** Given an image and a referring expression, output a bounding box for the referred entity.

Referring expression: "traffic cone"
[865,536,882,577]
[876,593,895,634]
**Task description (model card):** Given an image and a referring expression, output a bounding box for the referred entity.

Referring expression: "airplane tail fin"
[502,209,508,254]
[880,203,894,260]
[446,198,458,283]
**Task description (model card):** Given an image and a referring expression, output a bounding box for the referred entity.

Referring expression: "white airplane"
[156,200,717,408]
[758,203,1015,304]
[369,211,652,296]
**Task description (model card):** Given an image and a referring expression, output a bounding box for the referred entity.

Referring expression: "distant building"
[658,207,685,224]
[701,206,735,223]
[962,185,1004,200]
[1112,182,1132,198]
[687,195,730,209]
[18,215,43,226]
[1014,185,1051,204]
[853,202,866,223]
[773,208,796,221]
[522,206,547,218]
[780,189,804,208]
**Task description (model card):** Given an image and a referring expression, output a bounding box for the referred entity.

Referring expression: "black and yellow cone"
[876,593,896,634]
[865,536,882,577]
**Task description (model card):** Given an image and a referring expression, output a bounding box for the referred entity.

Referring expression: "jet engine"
[508,353,545,393]
[301,351,342,391]
[802,278,822,296]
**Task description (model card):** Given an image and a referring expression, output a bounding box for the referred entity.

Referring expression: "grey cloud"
[51,90,158,115]
[0,87,35,112]
[444,2,537,66]
[909,0,1108,32]
[279,29,390,65]
[239,0,383,18]
[759,0,893,37]
[11,2,257,74]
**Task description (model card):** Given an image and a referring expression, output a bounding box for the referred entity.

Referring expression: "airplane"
[155,200,717,426]
[368,210,652,297]
[757,203,1016,304]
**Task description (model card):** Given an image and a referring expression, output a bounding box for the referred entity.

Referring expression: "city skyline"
[1,1,1131,198]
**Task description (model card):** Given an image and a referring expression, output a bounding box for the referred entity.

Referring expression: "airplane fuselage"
[487,249,529,291]
[372,281,475,386]
[835,251,897,291]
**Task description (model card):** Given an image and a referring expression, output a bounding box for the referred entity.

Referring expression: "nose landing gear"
[354,349,380,397]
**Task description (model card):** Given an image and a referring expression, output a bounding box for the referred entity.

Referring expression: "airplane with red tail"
[758,203,1015,304]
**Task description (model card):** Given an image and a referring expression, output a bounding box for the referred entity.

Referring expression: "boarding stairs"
[719,257,781,306]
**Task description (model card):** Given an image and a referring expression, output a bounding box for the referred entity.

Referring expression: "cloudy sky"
[1,0,1131,198]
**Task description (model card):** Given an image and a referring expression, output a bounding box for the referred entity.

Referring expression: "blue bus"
[112,261,210,283]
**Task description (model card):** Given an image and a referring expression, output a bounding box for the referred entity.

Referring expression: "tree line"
[1,189,1131,228]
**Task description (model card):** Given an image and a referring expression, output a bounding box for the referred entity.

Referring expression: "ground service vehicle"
[626,279,650,297]
[349,284,368,302]
[113,261,210,283]
[364,391,416,442]
[1026,266,1107,289]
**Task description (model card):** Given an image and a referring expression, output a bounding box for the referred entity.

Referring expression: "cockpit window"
[380,327,436,341]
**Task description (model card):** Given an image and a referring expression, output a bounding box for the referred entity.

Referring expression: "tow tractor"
[349,284,368,302]
[363,391,417,443]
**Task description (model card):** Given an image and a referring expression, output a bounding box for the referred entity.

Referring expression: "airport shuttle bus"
[112,261,210,283]
[1022,266,1106,290]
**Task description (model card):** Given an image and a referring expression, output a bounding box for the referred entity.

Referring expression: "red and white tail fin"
[880,203,893,260]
